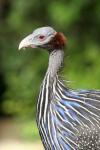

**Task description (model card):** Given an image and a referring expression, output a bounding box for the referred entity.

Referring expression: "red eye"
[39,35,45,39]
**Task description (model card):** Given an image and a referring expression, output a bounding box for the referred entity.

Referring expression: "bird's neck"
[47,49,64,78]
[37,49,64,128]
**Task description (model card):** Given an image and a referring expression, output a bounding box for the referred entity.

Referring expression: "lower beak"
[18,34,36,50]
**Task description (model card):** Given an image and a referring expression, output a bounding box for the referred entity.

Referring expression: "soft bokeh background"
[0,0,100,149]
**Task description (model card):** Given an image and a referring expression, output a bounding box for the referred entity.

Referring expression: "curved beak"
[18,34,36,50]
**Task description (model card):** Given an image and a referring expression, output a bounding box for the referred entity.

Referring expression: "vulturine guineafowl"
[19,27,100,150]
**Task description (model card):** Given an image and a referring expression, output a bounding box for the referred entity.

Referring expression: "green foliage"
[0,0,100,117]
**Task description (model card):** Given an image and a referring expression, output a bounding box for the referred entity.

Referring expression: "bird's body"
[19,27,100,150]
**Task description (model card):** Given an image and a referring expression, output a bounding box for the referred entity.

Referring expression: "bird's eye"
[39,35,45,40]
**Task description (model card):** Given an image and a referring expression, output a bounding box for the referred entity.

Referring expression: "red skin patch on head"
[52,32,67,49]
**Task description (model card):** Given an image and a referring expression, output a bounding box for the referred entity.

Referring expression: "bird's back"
[37,76,100,149]
[49,78,100,150]
[37,75,100,149]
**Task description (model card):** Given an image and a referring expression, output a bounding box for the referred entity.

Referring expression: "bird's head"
[19,26,66,51]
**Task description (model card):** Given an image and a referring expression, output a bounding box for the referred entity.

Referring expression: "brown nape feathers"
[51,32,67,49]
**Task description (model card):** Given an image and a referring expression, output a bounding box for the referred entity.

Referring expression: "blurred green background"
[0,0,100,148]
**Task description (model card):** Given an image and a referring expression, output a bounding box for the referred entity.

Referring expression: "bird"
[19,27,100,150]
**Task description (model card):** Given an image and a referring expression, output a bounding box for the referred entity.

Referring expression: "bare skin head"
[19,26,67,51]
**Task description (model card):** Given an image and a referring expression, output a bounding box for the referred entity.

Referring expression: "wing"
[56,79,100,125]
[71,89,100,122]
[50,79,100,149]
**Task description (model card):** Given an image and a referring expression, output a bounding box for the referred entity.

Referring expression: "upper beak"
[18,34,36,50]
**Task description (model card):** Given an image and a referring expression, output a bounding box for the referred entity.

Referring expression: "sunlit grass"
[20,120,40,140]
[12,119,40,141]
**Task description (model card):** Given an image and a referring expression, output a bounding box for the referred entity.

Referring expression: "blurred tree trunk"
[0,0,10,116]
[0,0,10,20]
